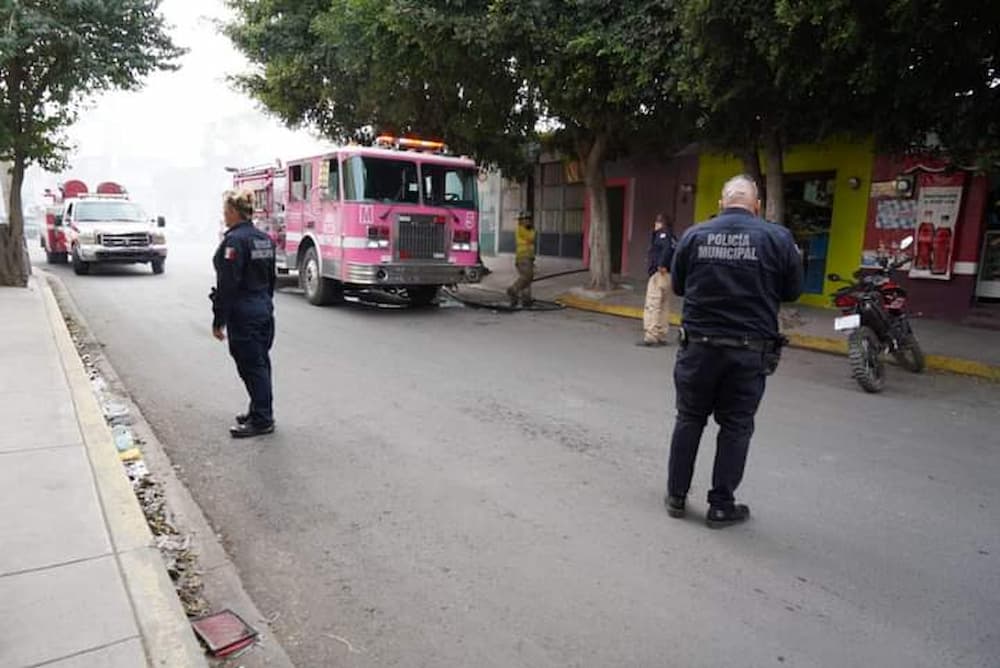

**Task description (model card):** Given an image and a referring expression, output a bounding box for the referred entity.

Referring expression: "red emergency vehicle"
[40,179,89,264]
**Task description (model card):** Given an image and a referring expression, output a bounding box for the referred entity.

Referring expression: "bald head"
[720,175,760,214]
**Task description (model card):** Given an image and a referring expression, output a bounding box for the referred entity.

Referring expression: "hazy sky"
[26,0,332,239]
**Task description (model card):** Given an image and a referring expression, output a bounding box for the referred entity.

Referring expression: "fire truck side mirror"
[156,216,166,228]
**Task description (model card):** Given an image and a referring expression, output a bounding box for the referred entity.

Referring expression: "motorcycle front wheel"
[893,334,926,373]
[849,325,886,393]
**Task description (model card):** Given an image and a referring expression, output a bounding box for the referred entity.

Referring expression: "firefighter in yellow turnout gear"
[507,211,536,308]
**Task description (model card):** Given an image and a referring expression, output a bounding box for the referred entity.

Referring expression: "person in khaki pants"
[639,214,676,346]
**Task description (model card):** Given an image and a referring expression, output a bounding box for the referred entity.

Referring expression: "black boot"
[665,495,686,519]
[235,413,250,425]
[230,421,275,439]
[706,503,750,529]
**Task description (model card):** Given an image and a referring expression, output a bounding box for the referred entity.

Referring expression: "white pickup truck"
[64,194,168,275]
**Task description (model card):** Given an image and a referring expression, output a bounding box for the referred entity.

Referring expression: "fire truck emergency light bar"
[374,135,447,153]
[75,193,130,200]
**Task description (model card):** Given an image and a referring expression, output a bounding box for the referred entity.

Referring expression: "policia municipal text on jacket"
[664,175,803,528]
[211,190,278,439]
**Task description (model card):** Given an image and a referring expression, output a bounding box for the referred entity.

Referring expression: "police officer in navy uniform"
[665,175,802,528]
[212,190,277,438]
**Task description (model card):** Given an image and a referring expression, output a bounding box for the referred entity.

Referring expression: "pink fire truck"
[233,136,484,305]
[229,163,287,268]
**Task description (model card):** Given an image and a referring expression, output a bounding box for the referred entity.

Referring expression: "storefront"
[695,141,875,308]
[860,155,991,320]
[531,151,697,276]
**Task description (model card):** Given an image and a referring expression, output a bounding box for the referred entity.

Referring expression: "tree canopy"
[226,0,535,176]
[672,0,873,223]
[0,0,182,286]
[228,0,689,289]
[228,0,999,286]
[489,0,687,288]
[672,0,1000,220]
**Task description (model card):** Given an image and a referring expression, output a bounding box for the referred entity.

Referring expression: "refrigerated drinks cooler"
[977,231,1000,298]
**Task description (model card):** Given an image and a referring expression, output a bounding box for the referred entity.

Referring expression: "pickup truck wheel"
[151,259,165,275]
[71,248,90,275]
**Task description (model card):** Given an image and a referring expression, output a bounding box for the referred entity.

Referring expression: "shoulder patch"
[224,246,237,261]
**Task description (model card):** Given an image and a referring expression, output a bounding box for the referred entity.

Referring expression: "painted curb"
[38,274,208,668]
[556,293,1000,382]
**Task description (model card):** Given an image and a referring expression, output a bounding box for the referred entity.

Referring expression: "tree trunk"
[762,129,785,224]
[740,144,763,190]
[581,133,610,291]
[0,157,28,287]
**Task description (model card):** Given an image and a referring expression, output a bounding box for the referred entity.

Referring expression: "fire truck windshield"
[75,200,147,222]
[343,156,420,204]
[421,164,478,210]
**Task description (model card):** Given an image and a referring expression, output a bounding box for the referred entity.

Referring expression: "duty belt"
[681,329,778,353]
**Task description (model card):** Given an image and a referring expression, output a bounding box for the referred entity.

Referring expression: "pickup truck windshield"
[75,201,147,222]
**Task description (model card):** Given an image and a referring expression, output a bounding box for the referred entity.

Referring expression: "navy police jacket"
[670,208,803,339]
[212,221,276,328]
[647,229,676,276]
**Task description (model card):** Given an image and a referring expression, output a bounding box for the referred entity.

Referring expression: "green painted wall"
[694,140,875,307]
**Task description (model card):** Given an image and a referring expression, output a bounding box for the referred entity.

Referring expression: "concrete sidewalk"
[0,279,205,668]
[468,254,1000,380]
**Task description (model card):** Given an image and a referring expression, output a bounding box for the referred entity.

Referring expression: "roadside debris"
[191,609,259,658]
[112,424,142,461]
[63,310,209,619]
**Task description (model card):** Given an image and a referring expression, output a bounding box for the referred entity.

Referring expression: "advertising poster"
[875,199,917,230]
[909,173,965,281]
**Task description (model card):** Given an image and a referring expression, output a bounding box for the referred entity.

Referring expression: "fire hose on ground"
[442,267,589,312]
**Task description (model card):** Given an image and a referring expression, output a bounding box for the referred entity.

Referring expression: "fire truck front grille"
[101,232,150,248]
[396,216,446,261]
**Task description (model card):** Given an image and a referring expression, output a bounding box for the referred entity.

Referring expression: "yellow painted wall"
[694,140,875,307]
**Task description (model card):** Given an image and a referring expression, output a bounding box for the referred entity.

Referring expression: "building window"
[542,162,563,186]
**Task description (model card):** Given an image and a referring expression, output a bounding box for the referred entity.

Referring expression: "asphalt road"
[37,242,1000,668]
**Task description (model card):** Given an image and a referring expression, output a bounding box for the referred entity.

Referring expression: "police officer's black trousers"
[227,310,275,427]
[667,343,766,507]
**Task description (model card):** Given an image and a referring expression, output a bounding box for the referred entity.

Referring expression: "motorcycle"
[828,235,925,393]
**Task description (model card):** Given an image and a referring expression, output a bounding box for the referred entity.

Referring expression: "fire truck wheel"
[151,259,165,275]
[300,245,339,306]
[72,249,90,275]
[407,286,439,307]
